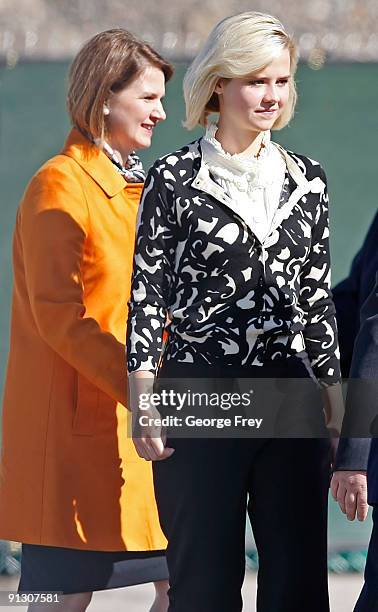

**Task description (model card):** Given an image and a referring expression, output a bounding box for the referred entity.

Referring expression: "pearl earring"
[103,105,110,116]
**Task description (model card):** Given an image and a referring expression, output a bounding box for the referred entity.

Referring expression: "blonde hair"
[183,12,298,130]
[67,29,173,141]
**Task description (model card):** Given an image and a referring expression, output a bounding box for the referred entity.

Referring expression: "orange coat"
[0,128,167,552]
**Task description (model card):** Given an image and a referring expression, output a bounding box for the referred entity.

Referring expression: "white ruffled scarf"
[201,123,284,190]
[200,123,286,242]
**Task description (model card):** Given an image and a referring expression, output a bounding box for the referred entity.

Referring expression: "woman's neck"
[111,147,127,166]
[104,137,132,166]
[214,123,265,158]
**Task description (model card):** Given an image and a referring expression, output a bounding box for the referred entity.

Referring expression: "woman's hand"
[128,371,175,461]
[132,402,175,461]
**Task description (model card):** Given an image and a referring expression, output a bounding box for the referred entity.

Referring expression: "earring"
[103,105,110,116]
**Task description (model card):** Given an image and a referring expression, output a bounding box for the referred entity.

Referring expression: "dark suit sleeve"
[334,438,371,471]
[351,276,378,378]
[333,211,378,378]
[333,248,363,378]
[334,273,378,471]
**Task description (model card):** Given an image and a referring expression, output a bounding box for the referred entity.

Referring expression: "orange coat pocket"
[72,374,98,436]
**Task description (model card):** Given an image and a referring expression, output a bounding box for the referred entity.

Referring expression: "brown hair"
[67,29,174,141]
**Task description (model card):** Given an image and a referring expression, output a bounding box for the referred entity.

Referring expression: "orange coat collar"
[61,128,127,197]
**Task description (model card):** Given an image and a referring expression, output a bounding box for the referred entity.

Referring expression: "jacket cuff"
[333,438,371,471]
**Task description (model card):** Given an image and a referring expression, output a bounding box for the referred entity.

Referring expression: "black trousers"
[152,357,331,612]
[354,505,378,611]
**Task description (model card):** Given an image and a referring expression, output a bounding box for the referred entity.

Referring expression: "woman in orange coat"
[0,29,172,611]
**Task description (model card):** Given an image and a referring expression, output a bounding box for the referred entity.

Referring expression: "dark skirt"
[18,544,168,594]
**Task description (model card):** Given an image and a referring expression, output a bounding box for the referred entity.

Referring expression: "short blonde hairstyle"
[183,12,298,130]
[67,29,173,141]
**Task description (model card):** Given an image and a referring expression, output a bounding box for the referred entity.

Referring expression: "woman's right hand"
[128,371,175,461]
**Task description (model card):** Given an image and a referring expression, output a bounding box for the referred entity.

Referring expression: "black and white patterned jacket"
[126,138,341,386]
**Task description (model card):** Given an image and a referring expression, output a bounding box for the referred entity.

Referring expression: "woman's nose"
[152,101,166,121]
[263,85,279,103]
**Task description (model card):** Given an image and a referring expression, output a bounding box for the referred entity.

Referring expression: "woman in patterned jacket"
[126,12,343,612]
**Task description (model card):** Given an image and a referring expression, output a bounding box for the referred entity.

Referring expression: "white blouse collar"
[203,123,270,169]
[201,123,284,189]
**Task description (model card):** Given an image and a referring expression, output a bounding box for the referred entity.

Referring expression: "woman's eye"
[248,79,289,86]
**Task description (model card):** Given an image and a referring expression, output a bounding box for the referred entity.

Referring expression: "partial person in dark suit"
[333,211,378,378]
[332,211,378,477]
[331,211,378,610]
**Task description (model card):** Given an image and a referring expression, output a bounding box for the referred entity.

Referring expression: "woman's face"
[106,64,166,154]
[215,48,291,136]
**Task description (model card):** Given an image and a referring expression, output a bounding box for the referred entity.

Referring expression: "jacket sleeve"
[332,247,363,378]
[126,165,177,374]
[299,168,341,386]
[20,163,127,406]
[333,438,371,471]
[333,210,378,378]
[334,273,378,470]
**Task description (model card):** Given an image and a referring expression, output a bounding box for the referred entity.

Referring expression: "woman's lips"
[255,109,278,114]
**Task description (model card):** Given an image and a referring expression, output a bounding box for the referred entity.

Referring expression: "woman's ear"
[214,78,225,95]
